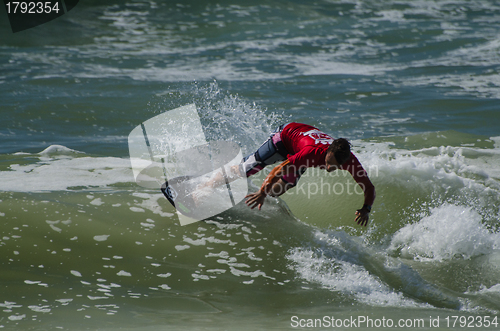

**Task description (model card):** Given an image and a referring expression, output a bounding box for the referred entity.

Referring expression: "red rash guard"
[278,122,375,206]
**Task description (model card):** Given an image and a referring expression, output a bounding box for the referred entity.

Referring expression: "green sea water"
[1,1,500,330]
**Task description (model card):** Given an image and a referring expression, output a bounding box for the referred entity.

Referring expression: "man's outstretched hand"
[245,190,266,210]
[354,207,370,226]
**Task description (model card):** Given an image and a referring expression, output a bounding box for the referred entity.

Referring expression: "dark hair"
[327,138,351,165]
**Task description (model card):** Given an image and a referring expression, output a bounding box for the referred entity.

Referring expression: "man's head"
[325,138,351,172]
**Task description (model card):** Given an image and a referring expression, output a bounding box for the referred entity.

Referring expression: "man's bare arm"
[245,160,293,210]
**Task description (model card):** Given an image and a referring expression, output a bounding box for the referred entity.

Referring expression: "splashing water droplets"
[154,81,284,154]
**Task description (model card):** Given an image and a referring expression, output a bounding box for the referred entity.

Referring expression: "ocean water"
[1,0,500,330]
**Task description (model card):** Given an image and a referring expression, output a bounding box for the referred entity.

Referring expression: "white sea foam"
[287,231,425,307]
[355,140,500,197]
[39,145,83,156]
[94,235,110,242]
[0,146,134,192]
[354,140,499,265]
[476,284,500,295]
[90,198,104,206]
[28,305,51,313]
[116,270,132,277]
[401,73,500,99]
[389,204,500,261]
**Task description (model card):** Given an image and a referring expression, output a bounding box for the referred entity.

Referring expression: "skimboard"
[161,176,199,218]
